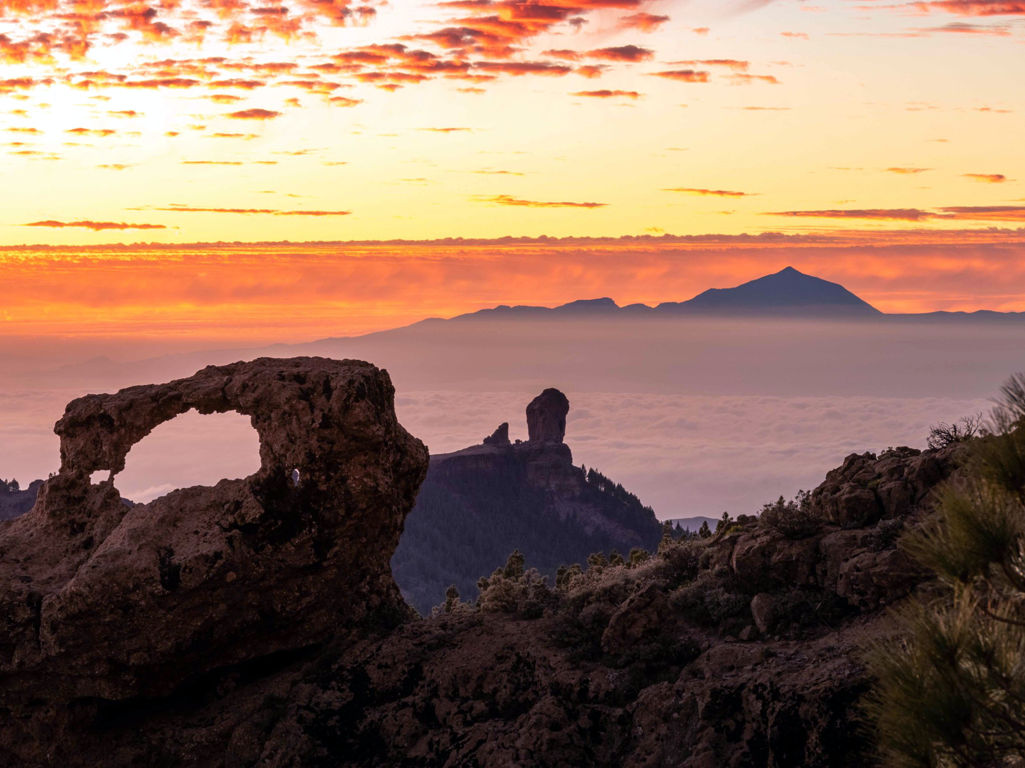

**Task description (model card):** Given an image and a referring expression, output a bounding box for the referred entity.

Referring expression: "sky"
[0,0,1023,251]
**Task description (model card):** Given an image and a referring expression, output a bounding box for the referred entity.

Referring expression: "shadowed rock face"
[526,388,569,443]
[0,357,428,703]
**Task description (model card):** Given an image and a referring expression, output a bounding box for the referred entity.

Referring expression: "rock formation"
[526,387,569,443]
[0,357,427,709]
[392,389,662,613]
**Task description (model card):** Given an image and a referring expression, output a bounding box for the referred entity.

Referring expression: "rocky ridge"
[0,358,963,766]
[392,388,662,613]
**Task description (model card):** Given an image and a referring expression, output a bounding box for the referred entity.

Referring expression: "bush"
[865,373,1025,767]
[476,551,553,618]
[759,491,821,539]
[926,413,983,450]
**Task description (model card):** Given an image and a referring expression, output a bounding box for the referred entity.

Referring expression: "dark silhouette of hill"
[391,388,662,614]
[431,266,880,322]
[0,478,42,521]
[657,266,881,316]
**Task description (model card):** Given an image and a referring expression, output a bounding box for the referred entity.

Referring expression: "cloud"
[420,126,471,132]
[586,45,654,62]
[225,108,281,120]
[903,1,1025,16]
[767,208,939,221]
[672,58,749,71]
[727,73,781,85]
[963,173,1008,183]
[618,12,669,31]
[664,187,754,197]
[651,69,710,83]
[939,205,1025,220]
[148,205,352,216]
[571,89,641,99]
[886,167,932,174]
[767,206,1025,222]
[480,194,607,208]
[23,220,166,230]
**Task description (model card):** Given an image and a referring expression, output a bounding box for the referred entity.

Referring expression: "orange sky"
[2,230,1024,340]
[1,0,1024,336]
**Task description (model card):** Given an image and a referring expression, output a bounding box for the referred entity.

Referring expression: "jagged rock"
[0,357,428,705]
[526,388,569,443]
[483,422,510,446]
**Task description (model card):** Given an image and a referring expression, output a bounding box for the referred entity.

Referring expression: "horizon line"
[4,226,1025,250]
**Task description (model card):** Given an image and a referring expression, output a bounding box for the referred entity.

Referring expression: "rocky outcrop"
[0,357,427,710]
[0,479,43,522]
[526,388,569,443]
[392,389,662,613]
[0,366,967,768]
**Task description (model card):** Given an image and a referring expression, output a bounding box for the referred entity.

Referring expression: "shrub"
[864,373,1025,767]
[926,413,983,450]
[759,491,821,539]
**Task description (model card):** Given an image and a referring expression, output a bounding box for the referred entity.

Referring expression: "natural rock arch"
[0,357,428,701]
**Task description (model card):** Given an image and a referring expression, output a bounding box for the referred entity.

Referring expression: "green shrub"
[864,374,1025,766]
[759,491,821,539]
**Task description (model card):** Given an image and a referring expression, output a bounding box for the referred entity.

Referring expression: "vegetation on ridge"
[865,373,1025,767]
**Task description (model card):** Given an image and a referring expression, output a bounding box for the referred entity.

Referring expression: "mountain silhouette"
[659,266,881,316]
[445,266,880,321]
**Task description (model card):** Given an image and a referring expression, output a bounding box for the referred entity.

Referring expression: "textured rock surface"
[0,357,427,707]
[526,388,569,443]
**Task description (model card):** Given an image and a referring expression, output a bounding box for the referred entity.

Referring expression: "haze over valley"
[1,267,1013,518]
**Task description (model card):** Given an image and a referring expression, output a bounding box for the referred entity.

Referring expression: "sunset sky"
[2,0,1024,338]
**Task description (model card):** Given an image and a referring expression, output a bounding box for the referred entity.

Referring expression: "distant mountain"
[658,266,882,316]
[666,515,721,533]
[434,266,881,323]
[391,388,662,614]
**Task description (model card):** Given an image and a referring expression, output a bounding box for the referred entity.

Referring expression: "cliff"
[392,388,663,613]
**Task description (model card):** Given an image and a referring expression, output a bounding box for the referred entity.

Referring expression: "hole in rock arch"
[116,409,261,503]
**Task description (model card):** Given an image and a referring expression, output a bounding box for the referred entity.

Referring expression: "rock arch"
[0,357,428,700]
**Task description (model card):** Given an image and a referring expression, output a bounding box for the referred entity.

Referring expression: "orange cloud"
[672,58,749,71]
[618,12,669,31]
[767,208,938,221]
[664,187,754,197]
[586,45,653,62]
[963,173,1008,182]
[939,205,1025,220]
[480,194,606,208]
[24,220,166,230]
[225,108,280,119]
[904,2,1025,16]
[886,167,931,174]
[149,205,351,216]
[571,89,641,99]
[652,69,710,83]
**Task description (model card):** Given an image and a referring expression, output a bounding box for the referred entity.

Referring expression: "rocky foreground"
[0,357,961,766]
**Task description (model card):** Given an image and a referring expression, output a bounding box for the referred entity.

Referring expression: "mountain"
[422,266,881,324]
[392,388,662,614]
[0,479,42,522]
[658,266,882,316]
